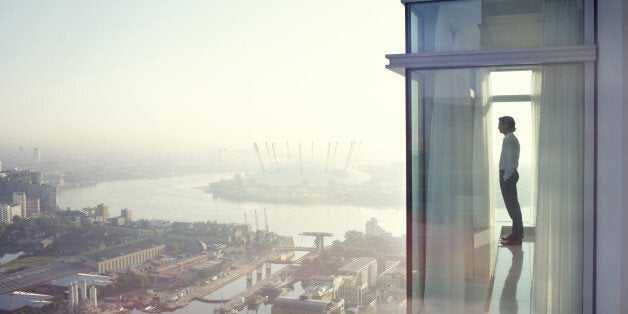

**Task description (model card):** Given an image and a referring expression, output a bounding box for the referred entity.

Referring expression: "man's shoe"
[500,238,522,246]
[500,233,514,241]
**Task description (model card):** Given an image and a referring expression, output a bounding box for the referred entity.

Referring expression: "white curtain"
[420,3,488,312]
[422,68,492,313]
[532,63,583,314]
[531,0,584,312]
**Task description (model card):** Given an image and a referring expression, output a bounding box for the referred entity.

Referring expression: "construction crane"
[271,143,279,172]
[244,213,251,249]
[325,142,331,173]
[253,143,266,172]
[299,232,334,252]
[264,207,269,233]
[344,141,355,172]
[299,143,303,173]
[265,142,272,165]
[351,141,361,169]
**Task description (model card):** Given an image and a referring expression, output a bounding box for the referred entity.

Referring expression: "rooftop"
[0,291,52,311]
[269,298,331,311]
[85,238,163,261]
[49,273,112,287]
[338,257,377,273]
[0,262,91,295]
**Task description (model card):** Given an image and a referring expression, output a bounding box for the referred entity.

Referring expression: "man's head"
[498,116,516,134]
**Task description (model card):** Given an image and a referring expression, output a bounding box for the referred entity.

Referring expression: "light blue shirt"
[499,132,520,181]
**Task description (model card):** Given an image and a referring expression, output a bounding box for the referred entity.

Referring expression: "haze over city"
[0,1,405,164]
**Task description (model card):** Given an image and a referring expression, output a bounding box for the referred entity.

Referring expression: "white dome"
[245,162,370,188]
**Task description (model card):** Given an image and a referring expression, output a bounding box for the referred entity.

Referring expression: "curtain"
[422,68,492,313]
[532,63,583,314]
[419,3,488,312]
[531,0,584,312]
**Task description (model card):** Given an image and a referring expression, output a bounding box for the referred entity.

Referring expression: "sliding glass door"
[408,64,584,312]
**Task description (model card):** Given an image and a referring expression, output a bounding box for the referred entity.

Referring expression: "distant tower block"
[96,203,109,222]
[121,208,132,223]
[33,147,41,162]
[12,192,27,218]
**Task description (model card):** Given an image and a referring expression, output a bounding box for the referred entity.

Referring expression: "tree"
[12,215,23,224]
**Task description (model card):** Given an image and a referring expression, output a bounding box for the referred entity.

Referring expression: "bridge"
[299,232,333,252]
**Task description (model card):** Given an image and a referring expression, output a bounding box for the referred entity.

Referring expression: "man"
[498,116,523,245]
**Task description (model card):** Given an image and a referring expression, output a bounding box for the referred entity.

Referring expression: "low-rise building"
[0,291,52,311]
[338,257,378,288]
[82,238,165,274]
[270,297,345,314]
[305,275,345,301]
[106,225,165,239]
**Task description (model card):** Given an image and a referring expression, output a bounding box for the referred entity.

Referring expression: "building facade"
[0,204,21,224]
[12,192,26,218]
[95,203,109,222]
[270,298,344,314]
[121,208,132,223]
[83,239,165,274]
[338,257,378,288]
[387,0,628,312]
[0,171,56,212]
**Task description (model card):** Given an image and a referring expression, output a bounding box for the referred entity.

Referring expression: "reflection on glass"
[407,0,584,53]
[408,64,583,312]
[499,246,523,313]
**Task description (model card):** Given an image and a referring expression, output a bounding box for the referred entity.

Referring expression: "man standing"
[498,116,523,245]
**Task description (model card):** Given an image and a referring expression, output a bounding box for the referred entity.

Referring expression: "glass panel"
[408,64,583,312]
[490,71,532,96]
[407,0,584,53]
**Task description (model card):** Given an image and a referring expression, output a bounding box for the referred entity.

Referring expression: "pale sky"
[0,1,405,163]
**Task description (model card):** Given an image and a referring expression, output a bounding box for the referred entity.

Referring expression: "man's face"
[498,121,507,134]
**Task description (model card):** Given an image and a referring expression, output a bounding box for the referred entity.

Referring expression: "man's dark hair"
[499,116,516,132]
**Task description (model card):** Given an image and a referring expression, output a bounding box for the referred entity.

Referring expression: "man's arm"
[502,139,519,181]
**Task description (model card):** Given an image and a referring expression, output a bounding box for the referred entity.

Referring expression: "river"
[58,172,406,242]
[58,173,405,313]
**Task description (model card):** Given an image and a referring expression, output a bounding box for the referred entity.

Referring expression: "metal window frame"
[394,0,597,313]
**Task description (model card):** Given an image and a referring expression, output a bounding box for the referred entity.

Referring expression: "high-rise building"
[1,170,42,184]
[32,147,41,162]
[0,170,56,212]
[26,198,40,216]
[12,192,26,218]
[121,208,132,223]
[365,218,391,238]
[96,203,109,222]
[388,0,628,312]
[0,204,21,224]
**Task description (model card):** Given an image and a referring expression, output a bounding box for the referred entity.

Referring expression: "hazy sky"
[0,1,405,162]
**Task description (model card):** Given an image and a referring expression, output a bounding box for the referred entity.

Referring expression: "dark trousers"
[499,170,523,238]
